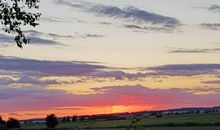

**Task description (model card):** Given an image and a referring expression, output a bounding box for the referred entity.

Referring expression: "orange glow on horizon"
[1,105,154,120]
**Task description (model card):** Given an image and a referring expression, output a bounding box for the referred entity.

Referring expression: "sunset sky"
[0,0,220,120]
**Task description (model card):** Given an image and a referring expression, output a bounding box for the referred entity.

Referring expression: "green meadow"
[20,113,220,130]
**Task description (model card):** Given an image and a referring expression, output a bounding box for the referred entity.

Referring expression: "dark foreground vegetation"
[1,112,220,130]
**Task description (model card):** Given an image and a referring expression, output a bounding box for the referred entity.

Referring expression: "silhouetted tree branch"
[0,0,41,48]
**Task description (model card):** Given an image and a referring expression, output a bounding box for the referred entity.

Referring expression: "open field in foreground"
[21,113,220,130]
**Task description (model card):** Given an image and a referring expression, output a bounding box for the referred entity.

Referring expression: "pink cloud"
[1,85,220,114]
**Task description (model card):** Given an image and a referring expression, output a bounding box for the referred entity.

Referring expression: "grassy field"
[21,113,220,130]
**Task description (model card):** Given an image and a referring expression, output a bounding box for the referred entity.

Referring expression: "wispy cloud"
[83,34,105,38]
[0,29,105,47]
[202,80,220,84]
[0,56,107,76]
[147,64,220,76]
[208,4,220,12]
[123,24,175,33]
[169,48,220,53]
[90,6,180,28]
[41,16,66,23]
[201,23,220,30]
[0,32,60,46]
[0,34,14,43]
[24,30,105,40]
[55,0,181,29]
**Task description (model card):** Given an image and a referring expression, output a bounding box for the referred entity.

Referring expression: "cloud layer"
[0,56,106,76]
[1,85,220,113]
[1,56,220,119]
[1,56,220,80]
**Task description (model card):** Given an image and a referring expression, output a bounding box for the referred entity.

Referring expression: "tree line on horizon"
[0,113,127,129]
[0,116,21,129]
[0,114,59,129]
[0,114,93,130]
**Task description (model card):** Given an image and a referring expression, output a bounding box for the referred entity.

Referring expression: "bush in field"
[0,116,6,128]
[156,114,162,118]
[62,117,67,123]
[79,116,85,122]
[66,116,70,122]
[6,118,20,129]
[126,118,142,130]
[46,114,58,128]
[72,115,77,122]
[62,116,72,123]
[0,116,6,125]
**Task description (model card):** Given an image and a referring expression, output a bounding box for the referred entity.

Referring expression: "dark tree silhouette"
[66,116,70,122]
[62,117,67,123]
[79,116,85,122]
[0,116,6,127]
[0,0,41,48]
[72,115,77,122]
[46,114,58,128]
[62,116,71,123]
[6,118,20,129]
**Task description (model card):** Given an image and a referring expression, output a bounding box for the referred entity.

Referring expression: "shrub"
[0,116,6,126]
[46,114,58,128]
[6,118,20,129]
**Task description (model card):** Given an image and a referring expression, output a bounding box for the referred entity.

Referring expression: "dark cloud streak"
[202,80,220,84]
[208,4,220,12]
[201,23,220,30]
[0,32,60,46]
[0,56,107,76]
[55,0,181,28]
[147,64,220,76]
[169,48,220,53]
